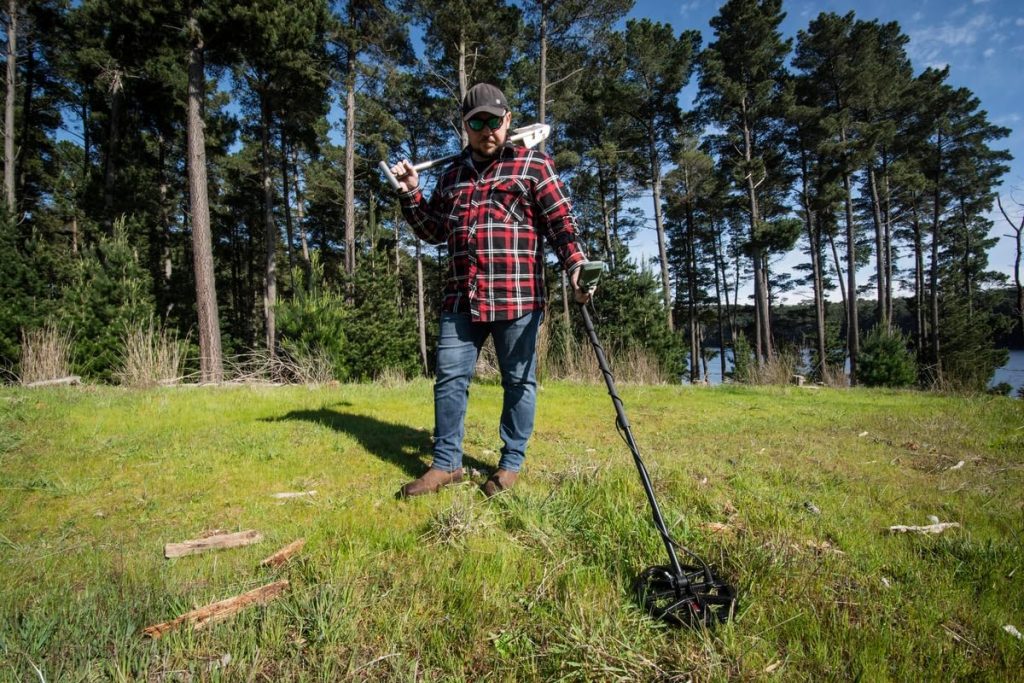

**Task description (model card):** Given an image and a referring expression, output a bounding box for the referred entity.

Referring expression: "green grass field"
[1,381,1022,681]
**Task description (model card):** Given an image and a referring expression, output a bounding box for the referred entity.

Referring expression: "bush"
[858,326,917,388]
[277,256,350,381]
[115,317,188,387]
[19,323,74,384]
[59,216,156,382]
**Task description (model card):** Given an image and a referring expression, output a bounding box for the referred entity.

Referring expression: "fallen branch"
[259,539,306,568]
[142,580,289,639]
[888,522,960,535]
[164,530,262,558]
[25,375,81,388]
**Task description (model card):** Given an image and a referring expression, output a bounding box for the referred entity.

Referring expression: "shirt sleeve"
[533,154,587,273]
[399,186,448,245]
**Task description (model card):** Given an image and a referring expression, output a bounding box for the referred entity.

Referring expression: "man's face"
[465,111,511,158]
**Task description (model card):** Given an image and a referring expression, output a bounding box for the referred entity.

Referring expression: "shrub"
[858,326,917,388]
[115,317,188,387]
[19,323,74,384]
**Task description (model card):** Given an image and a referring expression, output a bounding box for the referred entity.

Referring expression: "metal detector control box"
[577,261,605,291]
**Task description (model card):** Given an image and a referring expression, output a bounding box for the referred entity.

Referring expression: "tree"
[696,0,793,362]
[613,18,700,332]
[333,0,412,278]
[184,10,222,381]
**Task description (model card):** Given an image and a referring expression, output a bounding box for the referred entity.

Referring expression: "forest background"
[1,0,1022,394]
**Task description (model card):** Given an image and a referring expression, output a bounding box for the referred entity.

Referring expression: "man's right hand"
[390,160,418,193]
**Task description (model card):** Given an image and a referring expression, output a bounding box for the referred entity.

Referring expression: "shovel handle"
[378,160,402,191]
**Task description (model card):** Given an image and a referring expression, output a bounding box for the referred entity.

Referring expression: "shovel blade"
[511,123,551,149]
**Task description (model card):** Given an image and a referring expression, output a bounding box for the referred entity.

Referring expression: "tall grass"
[115,318,188,387]
[18,323,74,385]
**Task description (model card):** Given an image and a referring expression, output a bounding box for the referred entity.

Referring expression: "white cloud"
[908,14,994,65]
[972,0,991,4]
[984,47,996,58]
[1016,18,1024,27]
[678,1,700,15]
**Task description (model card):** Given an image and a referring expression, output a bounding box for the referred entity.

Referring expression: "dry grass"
[741,350,801,386]
[115,319,188,388]
[819,362,849,388]
[18,323,74,385]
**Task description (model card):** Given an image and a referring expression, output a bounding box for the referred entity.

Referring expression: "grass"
[0,381,1021,681]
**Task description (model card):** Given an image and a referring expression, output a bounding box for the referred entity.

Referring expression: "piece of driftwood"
[259,539,306,568]
[142,580,289,639]
[888,522,960,535]
[25,375,81,388]
[164,530,262,558]
[271,491,317,499]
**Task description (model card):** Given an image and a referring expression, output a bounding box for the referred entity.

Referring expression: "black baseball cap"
[462,83,508,120]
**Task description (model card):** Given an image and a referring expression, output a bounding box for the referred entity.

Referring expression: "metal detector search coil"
[577,262,738,628]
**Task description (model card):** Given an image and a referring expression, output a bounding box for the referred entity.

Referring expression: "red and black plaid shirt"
[400,143,586,322]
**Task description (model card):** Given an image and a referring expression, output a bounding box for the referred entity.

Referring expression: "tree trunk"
[842,166,859,386]
[416,238,428,374]
[684,186,700,382]
[648,129,672,332]
[291,147,310,267]
[741,104,770,362]
[279,126,295,287]
[537,1,547,155]
[911,197,925,361]
[929,139,942,383]
[997,195,1024,338]
[16,33,30,204]
[712,225,726,380]
[343,57,357,278]
[185,21,223,382]
[868,165,887,331]
[260,92,277,356]
[457,32,468,148]
[103,70,123,222]
[800,151,827,377]
[4,0,16,212]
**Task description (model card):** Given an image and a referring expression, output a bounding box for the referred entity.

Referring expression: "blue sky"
[625,0,1023,302]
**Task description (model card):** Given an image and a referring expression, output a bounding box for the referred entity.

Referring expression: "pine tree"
[696,0,793,362]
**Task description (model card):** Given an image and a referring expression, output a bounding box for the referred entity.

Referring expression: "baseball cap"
[462,83,509,120]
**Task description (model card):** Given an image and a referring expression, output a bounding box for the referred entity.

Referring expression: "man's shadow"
[268,406,490,478]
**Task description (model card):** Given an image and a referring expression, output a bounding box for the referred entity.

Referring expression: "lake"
[686,348,1024,397]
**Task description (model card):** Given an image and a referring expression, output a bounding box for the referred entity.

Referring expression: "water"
[685,347,1024,397]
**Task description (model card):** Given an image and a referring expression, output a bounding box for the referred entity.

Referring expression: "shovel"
[378,123,551,192]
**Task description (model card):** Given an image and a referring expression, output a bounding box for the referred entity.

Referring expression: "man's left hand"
[570,267,594,305]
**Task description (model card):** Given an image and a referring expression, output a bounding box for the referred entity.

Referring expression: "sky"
[623,0,1024,304]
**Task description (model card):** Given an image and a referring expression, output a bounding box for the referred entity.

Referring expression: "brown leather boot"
[481,469,518,497]
[396,467,464,499]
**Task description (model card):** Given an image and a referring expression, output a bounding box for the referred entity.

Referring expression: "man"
[389,82,592,498]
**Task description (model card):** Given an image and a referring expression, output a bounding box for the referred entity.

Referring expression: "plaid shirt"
[400,143,586,322]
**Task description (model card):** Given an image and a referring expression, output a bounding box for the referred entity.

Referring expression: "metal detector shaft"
[578,303,686,582]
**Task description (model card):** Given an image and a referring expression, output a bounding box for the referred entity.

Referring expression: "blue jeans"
[432,310,543,474]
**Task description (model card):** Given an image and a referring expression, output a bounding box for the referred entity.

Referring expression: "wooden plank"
[142,580,289,639]
[259,539,306,568]
[164,530,262,558]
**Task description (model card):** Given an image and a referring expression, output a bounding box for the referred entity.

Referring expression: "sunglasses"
[466,115,504,132]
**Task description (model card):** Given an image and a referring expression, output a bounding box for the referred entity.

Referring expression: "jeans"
[432,310,543,474]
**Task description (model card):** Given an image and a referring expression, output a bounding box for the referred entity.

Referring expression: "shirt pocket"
[441,185,474,249]
[488,179,529,225]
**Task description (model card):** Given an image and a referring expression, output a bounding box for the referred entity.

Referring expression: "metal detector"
[378,123,552,191]
[576,261,738,628]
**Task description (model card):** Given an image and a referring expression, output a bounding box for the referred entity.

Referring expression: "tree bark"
[537,0,547,155]
[649,129,672,332]
[343,56,357,278]
[279,126,295,287]
[4,0,16,212]
[260,92,277,356]
[185,20,223,383]
[929,138,943,383]
[868,165,887,330]
[842,165,859,386]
